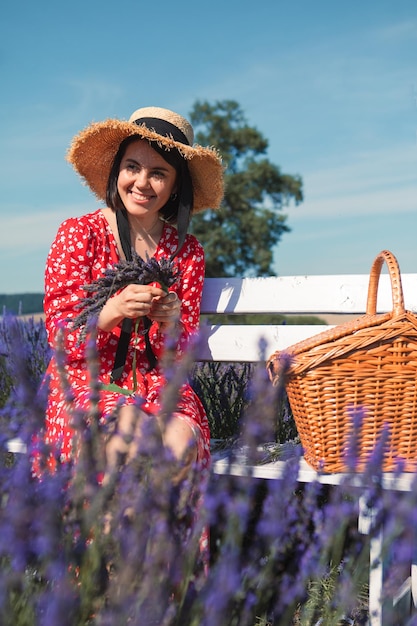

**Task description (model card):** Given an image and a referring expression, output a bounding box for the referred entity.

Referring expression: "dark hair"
[105,135,192,224]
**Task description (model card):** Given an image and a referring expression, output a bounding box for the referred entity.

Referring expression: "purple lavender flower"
[3,315,417,624]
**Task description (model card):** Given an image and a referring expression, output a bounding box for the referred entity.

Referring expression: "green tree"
[189,100,303,277]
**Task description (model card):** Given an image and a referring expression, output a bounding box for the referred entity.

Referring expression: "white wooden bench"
[199,271,417,626]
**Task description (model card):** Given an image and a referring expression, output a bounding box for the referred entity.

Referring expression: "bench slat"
[201,274,417,315]
[196,324,332,362]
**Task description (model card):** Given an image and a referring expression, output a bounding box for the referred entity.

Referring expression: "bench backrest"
[198,274,417,362]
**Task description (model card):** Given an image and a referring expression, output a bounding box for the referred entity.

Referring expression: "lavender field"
[0,314,416,625]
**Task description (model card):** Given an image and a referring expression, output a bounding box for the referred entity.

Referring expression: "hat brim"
[67,119,224,213]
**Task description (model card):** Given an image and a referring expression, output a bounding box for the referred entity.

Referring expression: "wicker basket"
[267,250,417,473]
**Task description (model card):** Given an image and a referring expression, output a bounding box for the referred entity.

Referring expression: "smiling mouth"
[131,191,153,201]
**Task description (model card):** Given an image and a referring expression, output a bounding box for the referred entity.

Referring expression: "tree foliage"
[189,100,303,277]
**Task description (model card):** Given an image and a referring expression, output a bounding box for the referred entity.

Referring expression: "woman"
[43,106,224,484]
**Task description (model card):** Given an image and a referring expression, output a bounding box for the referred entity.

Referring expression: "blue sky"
[1,0,416,293]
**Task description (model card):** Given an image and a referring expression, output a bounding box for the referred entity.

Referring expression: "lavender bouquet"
[72,251,179,338]
[72,252,179,395]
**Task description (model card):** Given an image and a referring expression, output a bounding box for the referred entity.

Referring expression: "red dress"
[43,209,210,476]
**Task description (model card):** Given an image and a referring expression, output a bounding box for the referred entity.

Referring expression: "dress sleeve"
[44,216,117,359]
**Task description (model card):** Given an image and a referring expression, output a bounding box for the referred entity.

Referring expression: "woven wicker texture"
[267,250,417,473]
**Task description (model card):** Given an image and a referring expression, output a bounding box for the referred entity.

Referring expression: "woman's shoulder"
[58,209,105,233]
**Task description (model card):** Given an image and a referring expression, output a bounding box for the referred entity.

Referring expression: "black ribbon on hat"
[133,117,190,146]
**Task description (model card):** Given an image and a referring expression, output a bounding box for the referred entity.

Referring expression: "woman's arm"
[147,235,205,358]
[44,216,117,357]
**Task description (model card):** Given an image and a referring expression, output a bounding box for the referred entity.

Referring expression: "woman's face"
[117,139,177,220]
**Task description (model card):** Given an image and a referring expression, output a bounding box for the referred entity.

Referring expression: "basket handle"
[366,249,405,316]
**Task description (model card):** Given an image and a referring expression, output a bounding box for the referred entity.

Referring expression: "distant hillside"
[0,293,44,315]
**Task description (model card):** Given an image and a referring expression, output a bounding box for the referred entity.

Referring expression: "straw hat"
[67,106,224,213]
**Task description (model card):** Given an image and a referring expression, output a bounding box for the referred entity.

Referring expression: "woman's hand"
[149,291,181,329]
[98,284,165,332]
